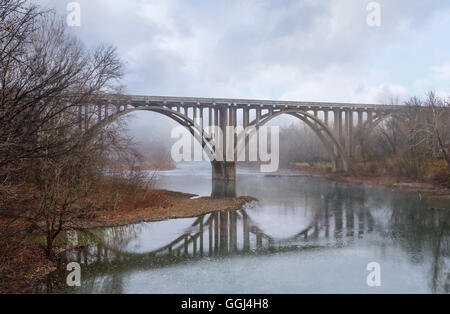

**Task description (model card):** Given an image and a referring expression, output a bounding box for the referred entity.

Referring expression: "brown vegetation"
[278,92,450,188]
[0,0,164,293]
[352,92,450,187]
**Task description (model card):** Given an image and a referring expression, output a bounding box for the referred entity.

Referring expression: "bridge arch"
[238,109,349,172]
[85,106,216,158]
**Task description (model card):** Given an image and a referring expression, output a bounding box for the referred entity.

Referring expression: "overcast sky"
[40,0,450,102]
[38,0,450,142]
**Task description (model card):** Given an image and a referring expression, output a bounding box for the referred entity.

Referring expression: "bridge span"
[78,94,407,180]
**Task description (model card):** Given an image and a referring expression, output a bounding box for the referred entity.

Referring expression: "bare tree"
[424,92,450,166]
[351,92,449,183]
[0,5,122,169]
[0,1,124,259]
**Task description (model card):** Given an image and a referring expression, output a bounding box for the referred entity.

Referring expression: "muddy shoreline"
[263,168,450,200]
[67,189,258,230]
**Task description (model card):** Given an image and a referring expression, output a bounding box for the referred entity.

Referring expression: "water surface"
[43,162,450,294]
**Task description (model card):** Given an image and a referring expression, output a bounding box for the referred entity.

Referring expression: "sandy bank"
[67,190,258,229]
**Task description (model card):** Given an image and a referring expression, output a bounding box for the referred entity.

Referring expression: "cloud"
[36,0,450,139]
[431,64,450,80]
[38,0,450,102]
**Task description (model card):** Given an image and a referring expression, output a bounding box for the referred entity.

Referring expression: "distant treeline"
[279,92,449,186]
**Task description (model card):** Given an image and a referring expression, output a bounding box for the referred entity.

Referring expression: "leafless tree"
[352,92,449,183]
[0,0,125,259]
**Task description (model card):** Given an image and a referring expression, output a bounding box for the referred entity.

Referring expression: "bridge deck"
[105,94,407,111]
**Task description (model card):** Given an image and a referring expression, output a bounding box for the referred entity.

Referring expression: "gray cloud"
[37,0,450,140]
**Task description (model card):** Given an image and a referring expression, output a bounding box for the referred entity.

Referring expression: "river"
[42,162,450,294]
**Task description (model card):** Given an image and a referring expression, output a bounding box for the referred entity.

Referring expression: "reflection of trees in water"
[41,182,449,294]
[387,195,450,293]
[41,182,381,293]
[39,224,145,293]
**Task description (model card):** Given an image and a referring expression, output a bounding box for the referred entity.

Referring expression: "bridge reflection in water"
[42,196,378,292]
[41,177,450,294]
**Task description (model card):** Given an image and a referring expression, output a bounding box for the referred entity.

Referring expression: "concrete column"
[358,110,363,128]
[345,110,350,155]
[367,110,373,124]
[348,110,353,158]
[211,160,236,181]
[338,109,344,149]
[333,109,339,157]
[208,107,213,135]
[256,107,261,163]
[214,107,219,140]
[243,107,249,163]
[227,106,234,162]
[211,180,236,197]
[210,105,236,181]
[220,107,228,160]
[324,110,329,127]
[256,107,261,122]
[232,107,237,161]
[333,110,339,135]
[243,107,249,128]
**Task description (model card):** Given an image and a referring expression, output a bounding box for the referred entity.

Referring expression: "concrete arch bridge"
[78,95,406,180]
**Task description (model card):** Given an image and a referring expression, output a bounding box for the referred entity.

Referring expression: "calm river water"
[43,162,450,294]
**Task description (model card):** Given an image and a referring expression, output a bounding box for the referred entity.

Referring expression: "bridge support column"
[211,180,236,198]
[345,110,353,157]
[367,110,373,124]
[211,161,236,181]
[357,110,363,128]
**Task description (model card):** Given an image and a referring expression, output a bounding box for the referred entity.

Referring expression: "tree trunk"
[435,130,450,167]
[45,233,55,260]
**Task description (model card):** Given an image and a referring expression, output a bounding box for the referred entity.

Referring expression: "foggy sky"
[38,0,450,143]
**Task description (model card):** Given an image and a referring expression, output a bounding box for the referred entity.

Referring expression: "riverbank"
[261,165,450,200]
[0,189,257,293]
[66,189,257,229]
[326,174,450,198]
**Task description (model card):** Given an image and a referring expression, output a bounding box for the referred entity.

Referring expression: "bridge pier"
[211,161,236,181]
[211,180,236,198]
